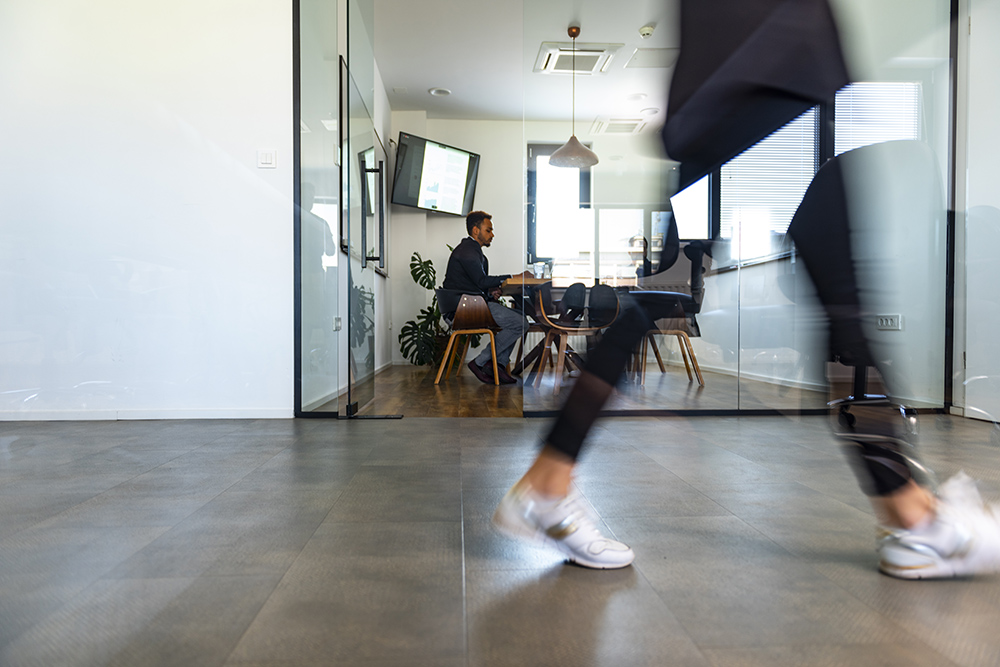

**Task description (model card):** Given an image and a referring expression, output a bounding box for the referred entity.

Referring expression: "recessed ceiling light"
[640,107,660,116]
[626,93,647,102]
[428,87,451,97]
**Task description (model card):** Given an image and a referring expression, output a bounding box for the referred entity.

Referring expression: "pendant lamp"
[549,25,599,168]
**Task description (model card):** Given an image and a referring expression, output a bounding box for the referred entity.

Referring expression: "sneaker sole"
[879,556,999,580]
[879,560,955,579]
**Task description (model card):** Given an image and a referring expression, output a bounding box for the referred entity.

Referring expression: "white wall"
[0,1,294,419]
[388,111,430,366]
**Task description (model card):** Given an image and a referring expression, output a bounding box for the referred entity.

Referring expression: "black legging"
[545,299,654,461]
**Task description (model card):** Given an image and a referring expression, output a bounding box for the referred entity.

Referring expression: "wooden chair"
[531,283,619,394]
[512,282,579,374]
[640,328,705,386]
[434,292,502,385]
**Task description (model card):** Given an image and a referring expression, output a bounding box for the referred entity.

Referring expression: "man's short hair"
[466,210,492,235]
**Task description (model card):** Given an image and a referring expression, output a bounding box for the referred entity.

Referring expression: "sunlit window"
[528,145,594,285]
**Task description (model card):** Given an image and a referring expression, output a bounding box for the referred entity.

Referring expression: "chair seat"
[629,291,695,319]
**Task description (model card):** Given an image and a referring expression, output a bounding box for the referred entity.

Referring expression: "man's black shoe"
[467,360,495,384]
[496,366,518,384]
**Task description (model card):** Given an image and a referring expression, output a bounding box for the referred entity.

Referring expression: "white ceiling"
[373,0,681,126]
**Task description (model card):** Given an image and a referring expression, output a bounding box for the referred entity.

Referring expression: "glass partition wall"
[297,0,387,416]
[297,0,341,414]
[520,0,952,416]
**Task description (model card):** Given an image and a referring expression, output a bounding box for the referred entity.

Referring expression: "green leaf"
[409,252,436,291]
[398,315,440,366]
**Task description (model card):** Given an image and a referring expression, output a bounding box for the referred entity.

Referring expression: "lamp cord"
[571,37,576,135]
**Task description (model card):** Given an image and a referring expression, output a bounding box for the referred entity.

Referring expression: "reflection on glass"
[298,0,339,413]
[597,208,643,287]
[520,0,950,418]
[835,82,922,155]
[340,53,384,415]
[668,176,711,240]
[720,109,817,264]
[301,182,340,410]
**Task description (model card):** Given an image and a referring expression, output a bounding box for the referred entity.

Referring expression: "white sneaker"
[491,482,635,569]
[879,472,1000,579]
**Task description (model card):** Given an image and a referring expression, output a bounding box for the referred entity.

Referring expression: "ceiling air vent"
[533,42,623,75]
[590,117,648,135]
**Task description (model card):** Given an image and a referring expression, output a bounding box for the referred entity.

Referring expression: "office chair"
[631,216,710,386]
[531,282,620,394]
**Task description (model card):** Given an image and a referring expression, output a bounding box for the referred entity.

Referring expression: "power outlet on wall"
[875,314,902,331]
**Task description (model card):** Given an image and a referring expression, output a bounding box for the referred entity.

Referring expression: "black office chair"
[631,216,711,386]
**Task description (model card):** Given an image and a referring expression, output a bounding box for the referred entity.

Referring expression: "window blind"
[719,108,818,248]
[835,82,922,155]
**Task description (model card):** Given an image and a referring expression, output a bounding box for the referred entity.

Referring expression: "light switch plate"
[257,150,276,168]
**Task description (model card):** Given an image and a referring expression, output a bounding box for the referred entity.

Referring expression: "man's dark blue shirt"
[442,237,509,297]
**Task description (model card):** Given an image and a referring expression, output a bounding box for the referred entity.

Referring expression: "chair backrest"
[587,284,619,328]
[452,293,501,332]
[559,282,587,320]
[536,282,619,332]
[435,288,465,321]
[535,282,557,322]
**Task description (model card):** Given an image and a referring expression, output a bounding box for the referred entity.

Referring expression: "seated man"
[443,210,532,385]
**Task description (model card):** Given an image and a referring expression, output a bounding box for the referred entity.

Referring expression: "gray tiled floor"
[2,414,1000,666]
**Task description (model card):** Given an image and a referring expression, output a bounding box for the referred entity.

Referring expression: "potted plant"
[398,251,448,365]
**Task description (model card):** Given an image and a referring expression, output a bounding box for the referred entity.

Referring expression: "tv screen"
[390,132,480,216]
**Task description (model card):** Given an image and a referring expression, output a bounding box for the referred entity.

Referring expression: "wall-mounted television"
[390,132,480,216]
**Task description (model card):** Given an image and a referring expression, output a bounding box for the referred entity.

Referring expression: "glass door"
[339,58,388,416]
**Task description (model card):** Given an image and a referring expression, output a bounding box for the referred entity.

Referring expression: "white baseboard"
[0,408,293,421]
